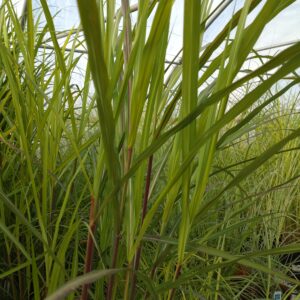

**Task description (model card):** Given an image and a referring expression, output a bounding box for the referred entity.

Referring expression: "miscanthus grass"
[1,0,300,299]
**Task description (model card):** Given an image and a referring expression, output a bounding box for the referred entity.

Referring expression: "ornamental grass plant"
[1,0,300,299]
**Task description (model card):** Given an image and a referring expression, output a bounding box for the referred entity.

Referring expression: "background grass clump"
[1,0,300,299]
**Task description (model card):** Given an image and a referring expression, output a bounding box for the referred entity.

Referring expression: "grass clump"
[0,0,300,299]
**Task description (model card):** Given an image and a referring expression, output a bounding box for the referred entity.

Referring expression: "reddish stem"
[150,265,156,279]
[106,148,133,300]
[130,155,153,299]
[169,264,182,300]
[81,195,96,300]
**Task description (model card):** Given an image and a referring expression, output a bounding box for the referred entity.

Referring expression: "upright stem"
[17,250,25,299]
[168,264,182,300]
[106,148,133,300]
[81,195,96,300]
[106,230,121,299]
[107,0,133,298]
[20,0,28,31]
[129,155,153,299]
[121,0,132,131]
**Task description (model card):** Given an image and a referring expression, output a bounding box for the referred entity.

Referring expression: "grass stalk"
[81,195,97,300]
[107,147,133,300]
[168,264,182,300]
[129,155,153,299]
